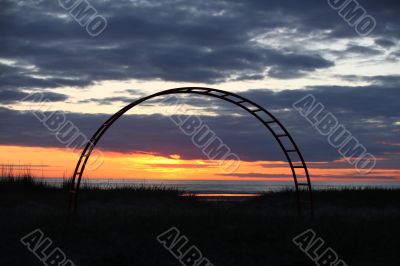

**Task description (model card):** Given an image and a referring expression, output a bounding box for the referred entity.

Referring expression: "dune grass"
[1,167,399,266]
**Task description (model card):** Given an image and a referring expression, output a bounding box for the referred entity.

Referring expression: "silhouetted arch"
[69,87,314,215]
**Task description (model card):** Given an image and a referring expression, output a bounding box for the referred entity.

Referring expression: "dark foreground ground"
[1,178,399,266]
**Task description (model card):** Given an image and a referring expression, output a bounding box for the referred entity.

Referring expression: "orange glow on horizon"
[0,145,399,182]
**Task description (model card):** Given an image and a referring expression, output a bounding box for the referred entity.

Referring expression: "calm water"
[39,178,400,194]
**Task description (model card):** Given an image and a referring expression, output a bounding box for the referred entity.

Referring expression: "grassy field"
[1,174,399,266]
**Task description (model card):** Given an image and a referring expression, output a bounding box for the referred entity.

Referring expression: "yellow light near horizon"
[0,145,78,178]
[0,145,399,182]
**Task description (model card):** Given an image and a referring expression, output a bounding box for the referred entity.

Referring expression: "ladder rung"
[236,100,246,104]
[252,108,262,112]
[285,150,297,152]
[220,93,229,98]
[264,120,276,124]
[298,183,309,186]
[276,134,288,137]
[293,165,304,168]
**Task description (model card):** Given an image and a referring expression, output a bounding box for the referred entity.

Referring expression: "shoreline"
[34,177,400,193]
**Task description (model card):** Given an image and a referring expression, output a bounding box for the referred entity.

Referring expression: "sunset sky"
[0,0,399,184]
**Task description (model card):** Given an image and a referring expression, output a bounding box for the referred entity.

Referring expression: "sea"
[38,178,400,194]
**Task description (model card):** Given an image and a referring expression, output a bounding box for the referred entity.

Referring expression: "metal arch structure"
[69,87,314,215]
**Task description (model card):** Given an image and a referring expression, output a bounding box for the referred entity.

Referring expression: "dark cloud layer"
[1,84,399,169]
[1,0,399,92]
[217,172,397,180]
[0,90,68,104]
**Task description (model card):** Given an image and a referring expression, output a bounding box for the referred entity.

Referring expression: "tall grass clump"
[0,164,46,191]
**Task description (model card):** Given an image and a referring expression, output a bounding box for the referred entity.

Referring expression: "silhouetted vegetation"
[1,172,399,266]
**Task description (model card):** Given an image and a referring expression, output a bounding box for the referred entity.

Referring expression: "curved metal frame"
[69,87,314,215]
